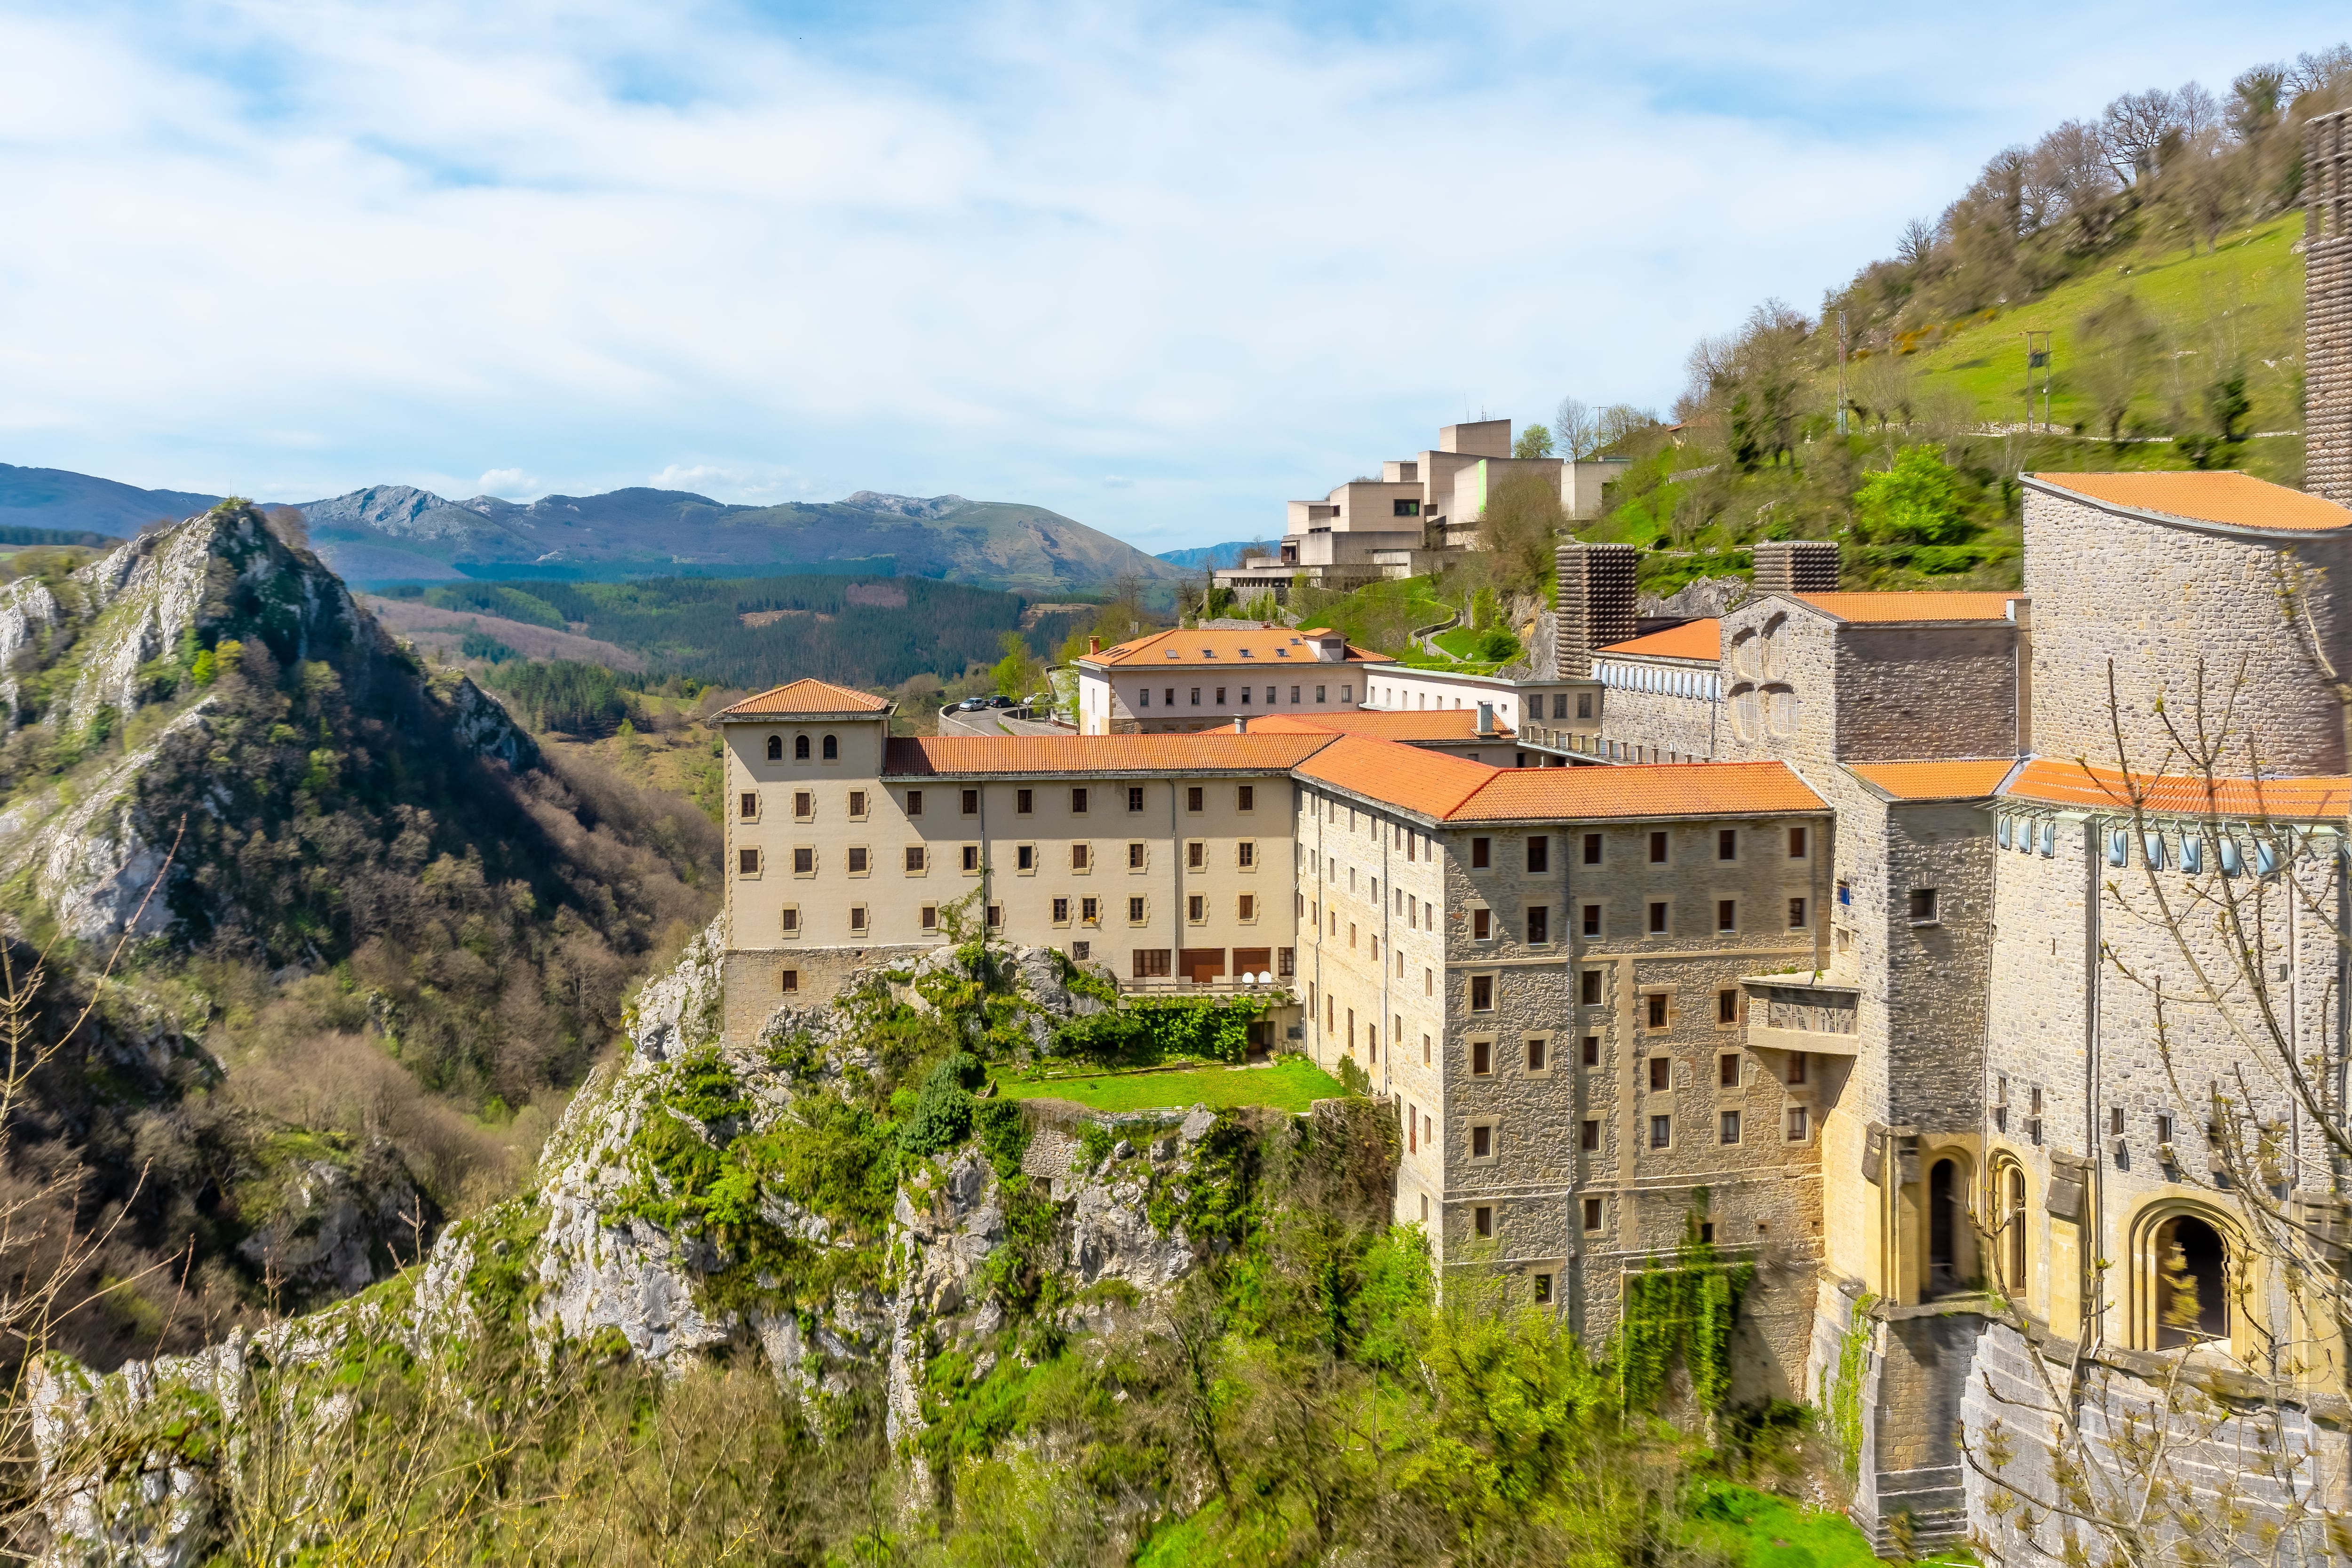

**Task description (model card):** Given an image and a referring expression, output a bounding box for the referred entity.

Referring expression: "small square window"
[1717,828,1736,860]
[849,905,867,933]
[739,848,760,875]
[1650,1114,1672,1149]
[1128,786,1145,812]
[1072,940,1091,960]
[793,847,814,874]
[1471,1124,1493,1158]
[1526,906,1549,944]
[1016,788,1033,814]
[1238,785,1255,812]
[1789,1051,1808,1084]
[1470,975,1494,1011]
[962,845,980,872]
[848,846,870,874]
[1471,1039,1492,1075]
[1128,896,1146,923]
[793,790,813,819]
[780,968,799,993]
[848,789,867,818]
[905,846,926,873]
[1648,901,1669,934]
[1580,971,1602,1006]
[1526,1037,1546,1071]
[1789,825,1808,859]
[1582,1197,1603,1230]
[1072,788,1089,813]
[1721,1109,1741,1144]
[740,791,759,820]
[920,904,938,931]
[1719,1052,1740,1087]
[1472,907,1492,939]
[906,789,923,817]
[1581,1118,1600,1151]
[961,788,979,815]
[1188,893,1205,922]
[1186,786,1203,812]
[1649,1056,1670,1091]
[1787,1105,1810,1141]
[1646,993,1668,1029]
[1718,989,1739,1025]
[1648,830,1668,863]
[1716,899,1736,932]
[1526,836,1549,873]
[1533,1272,1553,1304]
[1473,1205,1493,1238]
[1581,1035,1599,1067]
[1582,903,1601,936]
[1471,837,1491,868]
[1582,832,1602,865]
[1128,842,1145,868]
[1052,897,1070,923]
[1909,888,1939,924]
[1788,897,1809,929]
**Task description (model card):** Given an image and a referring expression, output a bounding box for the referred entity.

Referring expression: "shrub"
[1854,445,1971,545]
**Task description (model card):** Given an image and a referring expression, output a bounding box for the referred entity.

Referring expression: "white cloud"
[477,468,539,497]
[0,0,2342,552]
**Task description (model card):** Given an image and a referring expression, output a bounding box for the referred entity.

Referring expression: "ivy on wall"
[1616,1217,1756,1417]
[1822,1292,1879,1490]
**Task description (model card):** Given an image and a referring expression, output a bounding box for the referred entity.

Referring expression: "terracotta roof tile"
[1202,710,1515,741]
[1849,759,2018,801]
[1080,626,1393,669]
[1293,736,1502,818]
[2002,757,2352,819]
[716,677,890,716]
[2029,471,2352,533]
[882,734,1336,778]
[1794,592,2020,623]
[1444,761,1828,822]
[1600,619,1720,661]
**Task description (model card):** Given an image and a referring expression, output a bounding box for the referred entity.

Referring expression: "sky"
[0,2,2345,554]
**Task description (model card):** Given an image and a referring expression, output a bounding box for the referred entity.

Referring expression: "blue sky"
[0,1,2344,553]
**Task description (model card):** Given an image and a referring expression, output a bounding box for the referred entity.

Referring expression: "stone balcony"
[1740,974,1861,1055]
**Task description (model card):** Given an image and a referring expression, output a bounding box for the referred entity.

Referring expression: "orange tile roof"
[2029,471,2352,533]
[1294,735,1503,818]
[1795,593,2020,623]
[1205,710,1516,741]
[882,733,1337,778]
[716,677,890,716]
[1600,619,1720,661]
[1080,626,1393,669]
[1296,736,1827,822]
[1849,759,2018,801]
[1444,761,1828,822]
[2002,757,2352,819]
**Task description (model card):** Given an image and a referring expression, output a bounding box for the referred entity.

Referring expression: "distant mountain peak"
[842,491,970,519]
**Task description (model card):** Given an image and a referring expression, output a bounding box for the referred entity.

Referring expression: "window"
[920,904,938,932]
[1407,1103,1418,1152]
[2153,1214,2231,1348]
[1072,788,1089,813]
[1526,836,1549,873]
[849,904,867,933]
[1071,844,1090,870]
[1648,830,1668,863]
[1016,844,1034,871]
[1187,893,1206,922]
[794,847,815,874]
[1238,841,1256,868]
[1721,1110,1742,1144]
[793,790,813,819]
[766,735,783,760]
[1581,1035,1599,1067]
[1279,947,1295,976]
[1646,993,1668,1029]
[905,846,927,872]
[848,790,866,818]
[1127,786,1144,812]
[1526,1037,1547,1071]
[1425,968,1433,996]
[1191,687,1201,706]
[1788,897,1808,929]
[1649,1056,1670,1090]
[1718,828,1736,860]
[1072,940,1091,960]
[1788,825,1808,858]
[845,846,868,875]
[1052,897,1070,923]
[1719,1052,1740,1087]
[1582,832,1602,865]
[1581,970,1602,1006]
[1788,1051,1807,1084]
[906,790,923,817]
[1188,841,1205,869]
[1577,692,1594,719]
[1214,687,1225,706]
[986,904,1002,927]
[1185,786,1204,813]
[1290,686,1301,703]
[1469,836,1492,868]
[1470,975,1494,1011]
[1581,1118,1601,1151]
[1527,906,1549,944]
[1128,842,1145,868]
[962,845,981,872]
[1648,901,1669,934]
[1238,785,1255,812]
[1474,1206,1493,1238]
[1909,888,1939,924]
[794,735,810,760]
[1718,989,1739,1026]
[780,968,799,993]
[1133,949,1171,978]
[781,907,799,934]
[1016,789,1033,814]
[1316,685,1327,703]
[1533,1272,1552,1304]
[1238,893,1256,920]
[1472,908,1491,939]
[1716,899,1736,932]
[1650,1115,1672,1149]
[1139,688,1152,708]
[1583,1197,1603,1230]
[1582,904,1602,936]
[740,791,759,820]
[1080,897,1099,924]
[1127,896,1146,924]
[1393,498,1419,516]
[1787,1105,1810,1141]
[1469,1122,1498,1160]
[1471,1039,1492,1075]
[739,847,761,875]
[817,734,837,761]
[2110,1106,2125,1137]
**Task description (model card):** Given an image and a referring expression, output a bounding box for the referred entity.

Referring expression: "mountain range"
[1154,538,1267,570]
[0,463,1189,593]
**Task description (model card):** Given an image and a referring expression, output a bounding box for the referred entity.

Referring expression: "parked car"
[952,696,992,713]
[985,695,1018,709]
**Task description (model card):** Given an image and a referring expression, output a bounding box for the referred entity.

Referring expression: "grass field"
[995,1055,1348,1114]
[1680,1480,1973,1568]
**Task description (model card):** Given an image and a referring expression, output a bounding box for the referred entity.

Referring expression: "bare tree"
[1554,397,1600,461]
[2101,88,2184,184]
[1897,217,1939,269]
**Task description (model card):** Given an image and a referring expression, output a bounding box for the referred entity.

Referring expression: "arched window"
[1991,1159,2028,1297]
[2155,1214,2229,1348]
[822,734,838,760]
[766,734,783,760]
[1928,1158,1959,1297]
[794,735,810,760]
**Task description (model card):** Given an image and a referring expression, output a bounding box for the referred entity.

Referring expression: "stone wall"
[2021,485,2352,775]
[1881,802,1994,1135]
[1835,626,2018,762]
[2311,109,2352,506]
[722,944,931,1037]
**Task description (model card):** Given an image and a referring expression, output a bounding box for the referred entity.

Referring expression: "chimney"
[1752,540,1841,595]
[1474,701,1496,737]
[1087,636,1102,654]
[1554,541,1637,679]
[2309,109,2352,504]
[1233,715,1249,734]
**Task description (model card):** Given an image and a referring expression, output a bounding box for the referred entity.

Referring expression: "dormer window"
[1200,650,1216,659]
[1238,648,1251,658]
[1276,647,1289,658]
[1165,650,1180,660]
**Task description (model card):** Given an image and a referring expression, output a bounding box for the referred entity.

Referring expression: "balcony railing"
[1119,976,1297,998]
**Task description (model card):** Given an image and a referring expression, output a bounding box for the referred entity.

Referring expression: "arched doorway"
[2155,1214,2229,1348]
[1928,1159,1959,1297]
[2003,1164,2027,1296]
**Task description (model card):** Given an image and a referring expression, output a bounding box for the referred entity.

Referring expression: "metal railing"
[1119,975,1296,997]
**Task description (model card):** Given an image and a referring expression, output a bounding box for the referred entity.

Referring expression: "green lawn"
[995,1055,1348,1114]
[1682,1480,1973,1568]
